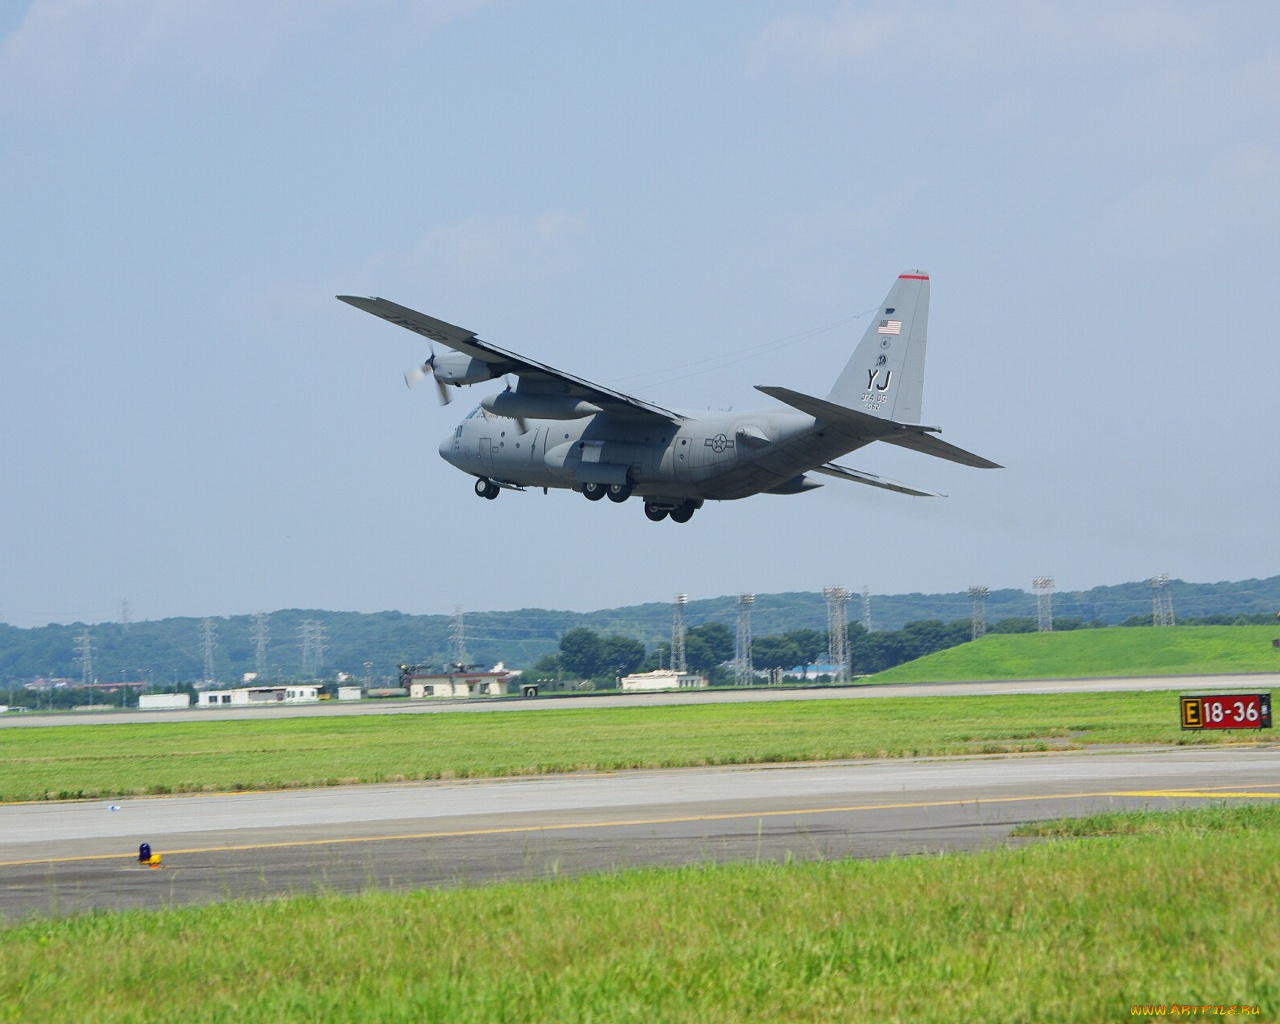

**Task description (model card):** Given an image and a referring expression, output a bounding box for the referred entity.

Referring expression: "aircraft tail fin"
[826,272,929,422]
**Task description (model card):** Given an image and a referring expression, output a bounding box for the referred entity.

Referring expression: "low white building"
[337,686,363,701]
[138,693,192,711]
[406,668,510,698]
[619,670,707,692]
[197,685,321,707]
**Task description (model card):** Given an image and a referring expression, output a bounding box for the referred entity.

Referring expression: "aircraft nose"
[438,433,457,465]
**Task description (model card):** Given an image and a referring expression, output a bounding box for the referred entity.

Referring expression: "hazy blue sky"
[3,1,1277,628]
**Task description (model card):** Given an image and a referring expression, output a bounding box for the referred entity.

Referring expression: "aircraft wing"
[338,295,686,423]
[813,462,943,497]
[755,386,1002,470]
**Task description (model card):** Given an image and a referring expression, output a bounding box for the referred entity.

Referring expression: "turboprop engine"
[431,351,496,386]
[480,391,603,421]
[404,350,498,403]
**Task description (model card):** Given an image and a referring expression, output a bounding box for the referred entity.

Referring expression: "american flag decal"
[877,320,902,335]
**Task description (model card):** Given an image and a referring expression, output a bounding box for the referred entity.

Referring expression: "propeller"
[502,377,527,433]
[403,348,452,405]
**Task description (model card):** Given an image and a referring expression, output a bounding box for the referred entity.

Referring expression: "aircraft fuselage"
[439,405,866,503]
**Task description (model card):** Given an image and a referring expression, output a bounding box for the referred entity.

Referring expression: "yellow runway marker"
[1,787,1276,869]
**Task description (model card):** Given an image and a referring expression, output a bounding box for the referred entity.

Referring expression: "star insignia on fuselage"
[704,433,734,454]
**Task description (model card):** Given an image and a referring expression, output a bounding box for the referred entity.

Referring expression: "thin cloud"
[405,211,589,283]
[748,1,1200,73]
[0,0,494,116]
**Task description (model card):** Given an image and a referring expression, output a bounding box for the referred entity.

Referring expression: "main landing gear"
[582,481,633,503]
[643,500,698,523]
[474,477,500,500]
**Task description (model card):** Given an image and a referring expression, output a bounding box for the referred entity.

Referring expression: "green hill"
[1,575,1276,685]
[870,625,1280,683]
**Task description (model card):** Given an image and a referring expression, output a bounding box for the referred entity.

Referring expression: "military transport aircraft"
[338,272,999,523]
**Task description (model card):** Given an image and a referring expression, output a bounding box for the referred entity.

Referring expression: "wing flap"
[813,462,942,497]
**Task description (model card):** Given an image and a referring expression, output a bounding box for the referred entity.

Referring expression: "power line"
[604,308,878,392]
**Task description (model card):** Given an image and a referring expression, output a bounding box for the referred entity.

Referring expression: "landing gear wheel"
[607,481,633,503]
[475,478,500,500]
[582,482,606,501]
[644,503,668,522]
[669,502,696,523]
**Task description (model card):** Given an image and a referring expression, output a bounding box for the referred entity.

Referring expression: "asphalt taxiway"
[2,746,1276,919]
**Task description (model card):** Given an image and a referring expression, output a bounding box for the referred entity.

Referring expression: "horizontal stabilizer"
[813,462,942,497]
[877,431,1002,469]
[756,386,919,436]
[756,385,1001,470]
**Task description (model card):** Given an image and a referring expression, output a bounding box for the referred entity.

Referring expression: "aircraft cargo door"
[478,437,494,472]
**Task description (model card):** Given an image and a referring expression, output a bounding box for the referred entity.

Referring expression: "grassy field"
[1,690,1272,803]
[871,624,1280,683]
[2,804,1275,1023]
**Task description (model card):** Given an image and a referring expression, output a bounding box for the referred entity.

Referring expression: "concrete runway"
[2,746,1277,919]
[3,672,1277,728]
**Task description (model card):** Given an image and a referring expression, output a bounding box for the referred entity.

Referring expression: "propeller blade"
[404,362,431,389]
[435,377,452,405]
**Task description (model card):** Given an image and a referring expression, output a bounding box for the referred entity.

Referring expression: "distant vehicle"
[339,271,999,523]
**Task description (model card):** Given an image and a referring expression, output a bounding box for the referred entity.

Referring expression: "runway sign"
[1181,693,1272,730]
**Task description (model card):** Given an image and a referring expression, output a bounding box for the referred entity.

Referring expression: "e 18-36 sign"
[1181,693,1272,730]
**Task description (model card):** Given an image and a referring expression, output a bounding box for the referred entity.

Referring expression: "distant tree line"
[0,577,1274,687]
[525,614,1137,686]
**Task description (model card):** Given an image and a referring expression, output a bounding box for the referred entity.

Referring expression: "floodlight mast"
[823,585,850,683]
[1032,577,1055,632]
[671,595,688,673]
[968,585,990,639]
[202,618,217,684]
[734,594,755,687]
[253,612,269,676]
[75,629,93,686]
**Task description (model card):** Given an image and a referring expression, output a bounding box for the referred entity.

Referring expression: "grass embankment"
[871,624,1280,683]
[1,690,1270,803]
[3,804,1276,1023]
